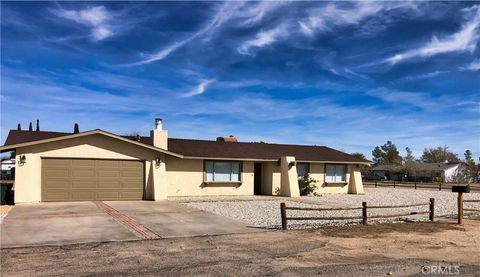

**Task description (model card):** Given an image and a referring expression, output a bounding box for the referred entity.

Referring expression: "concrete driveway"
[0,201,260,248]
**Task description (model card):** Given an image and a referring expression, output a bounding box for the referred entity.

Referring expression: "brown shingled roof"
[2,130,369,163]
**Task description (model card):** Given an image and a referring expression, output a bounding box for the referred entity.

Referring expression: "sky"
[1,1,479,160]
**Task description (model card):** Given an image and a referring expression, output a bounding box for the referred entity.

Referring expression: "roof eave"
[0,129,184,158]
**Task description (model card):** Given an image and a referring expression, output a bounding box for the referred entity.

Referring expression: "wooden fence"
[280,198,434,230]
[364,181,480,192]
[457,193,480,225]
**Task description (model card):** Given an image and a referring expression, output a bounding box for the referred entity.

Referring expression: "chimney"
[216,135,238,142]
[151,118,168,149]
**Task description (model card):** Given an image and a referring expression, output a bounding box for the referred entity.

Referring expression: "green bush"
[298,174,318,196]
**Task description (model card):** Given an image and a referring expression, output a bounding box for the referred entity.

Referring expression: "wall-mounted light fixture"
[155,157,163,168]
[18,154,26,165]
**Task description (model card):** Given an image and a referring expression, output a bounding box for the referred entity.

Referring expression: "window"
[325,164,347,182]
[296,163,310,178]
[205,161,241,182]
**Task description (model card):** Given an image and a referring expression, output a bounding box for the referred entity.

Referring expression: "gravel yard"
[182,188,480,229]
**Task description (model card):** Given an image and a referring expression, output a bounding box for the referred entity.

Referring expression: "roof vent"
[216,135,238,142]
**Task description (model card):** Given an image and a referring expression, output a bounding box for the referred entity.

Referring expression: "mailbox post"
[452,185,470,225]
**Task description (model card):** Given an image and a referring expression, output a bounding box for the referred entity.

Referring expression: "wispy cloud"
[386,5,480,64]
[238,24,288,55]
[53,6,114,41]
[299,2,417,37]
[182,79,214,98]
[461,59,480,71]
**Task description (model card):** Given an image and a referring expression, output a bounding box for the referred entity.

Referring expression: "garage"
[42,158,144,201]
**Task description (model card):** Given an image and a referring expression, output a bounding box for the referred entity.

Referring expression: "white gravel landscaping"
[182,188,480,229]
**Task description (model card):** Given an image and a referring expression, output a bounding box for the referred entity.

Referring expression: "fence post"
[375,181,377,188]
[439,183,442,191]
[280,202,287,230]
[414,182,417,190]
[458,193,464,225]
[362,202,368,225]
[429,198,435,221]
[393,181,396,188]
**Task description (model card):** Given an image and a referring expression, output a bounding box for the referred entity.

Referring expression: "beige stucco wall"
[165,157,254,197]
[308,163,363,195]
[14,134,166,203]
[261,162,281,195]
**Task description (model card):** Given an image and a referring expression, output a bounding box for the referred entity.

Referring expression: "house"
[0,119,369,203]
[1,158,15,180]
[370,162,469,183]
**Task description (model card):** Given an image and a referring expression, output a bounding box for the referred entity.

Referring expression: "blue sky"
[1,1,479,160]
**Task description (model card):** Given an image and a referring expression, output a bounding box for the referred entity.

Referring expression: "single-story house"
[1,158,15,180]
[370,162,469,183]
[0,119,370,203]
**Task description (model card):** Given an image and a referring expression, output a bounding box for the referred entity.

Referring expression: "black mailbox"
[452,185,470,193]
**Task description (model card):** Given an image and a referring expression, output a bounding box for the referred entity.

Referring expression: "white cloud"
[298,2,416,37]
[54,6,114,41]
[182,79,214,97]
[135,1,285,65]
[386,5,480,64]
[461,59,480,71]
[238,24,288,55]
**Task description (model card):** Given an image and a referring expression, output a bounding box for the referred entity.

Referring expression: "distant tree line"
[352,141,479,181]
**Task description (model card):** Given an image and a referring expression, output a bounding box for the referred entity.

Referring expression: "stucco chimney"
[151,118,168,150]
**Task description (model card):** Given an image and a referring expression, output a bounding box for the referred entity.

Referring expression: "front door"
[254,163,262,195]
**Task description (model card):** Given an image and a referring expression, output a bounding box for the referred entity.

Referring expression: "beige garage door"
[42,158,144,202]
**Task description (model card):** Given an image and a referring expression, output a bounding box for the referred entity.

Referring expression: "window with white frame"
[296,163,310,178]
[325,164,347,182]
[205,161,241,182]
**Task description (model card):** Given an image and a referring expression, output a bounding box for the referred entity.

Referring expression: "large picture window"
[205,161,241,182]
[325,164,347,182]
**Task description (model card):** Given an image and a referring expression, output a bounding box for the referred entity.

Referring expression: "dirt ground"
[1,219,479,277]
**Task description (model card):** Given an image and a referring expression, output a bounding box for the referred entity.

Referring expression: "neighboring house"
[0,119,369,203]
[370,162,469,183]
[1,158,15,180]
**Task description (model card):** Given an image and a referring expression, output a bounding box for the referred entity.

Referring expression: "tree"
[73,123,79,134]
[17,123,21,131]
[28,122,33,131]
[464,150,478,181]
[404,147,414,162]
[421,146,460,163]
[35,119,40,132]
[298,174,318,196]
[350,152,370,173]
[372,141,402,165]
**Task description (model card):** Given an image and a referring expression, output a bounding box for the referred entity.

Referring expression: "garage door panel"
[71,160,95,167]
[43,192,71,201]
[71,180,96,188]
[42,159,144,201]
[97,170,121,177]
[45,180,71,189]
[119,191,144,200]
[71,169,95,177]
[96,191,120,200]
[96,160,120,167]
[97,181,122,189]
[71,191,97,201]
[44,169,70,178]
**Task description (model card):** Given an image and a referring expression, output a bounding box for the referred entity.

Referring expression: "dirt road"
[2,220,479,276]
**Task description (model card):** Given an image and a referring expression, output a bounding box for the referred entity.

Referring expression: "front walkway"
[0,201,260,248]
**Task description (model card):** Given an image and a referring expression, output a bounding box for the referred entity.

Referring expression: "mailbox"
[452,185,470,193]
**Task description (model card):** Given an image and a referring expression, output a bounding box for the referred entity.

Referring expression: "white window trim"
[204,160,242,183]
[325,164,347,183]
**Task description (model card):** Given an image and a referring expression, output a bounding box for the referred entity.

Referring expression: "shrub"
[298,174,318,196]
